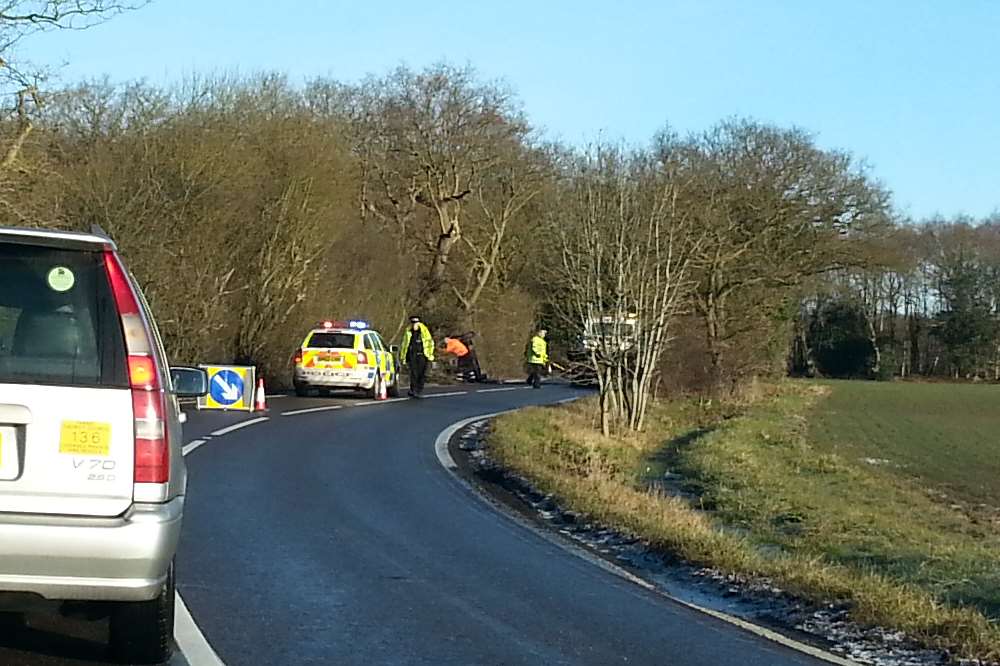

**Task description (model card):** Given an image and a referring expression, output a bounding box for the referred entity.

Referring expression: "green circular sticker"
[47,266,75,292]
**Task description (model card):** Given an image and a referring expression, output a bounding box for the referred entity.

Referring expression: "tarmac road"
[0,384,831,666]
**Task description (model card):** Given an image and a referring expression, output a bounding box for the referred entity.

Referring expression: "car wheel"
[109,560,174,665]
[294,384,309,397]
[387,373,400,398]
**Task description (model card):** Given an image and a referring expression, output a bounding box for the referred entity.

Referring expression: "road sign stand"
[196,365,257,412]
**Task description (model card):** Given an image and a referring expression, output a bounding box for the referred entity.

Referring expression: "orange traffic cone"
[255,377,268,412]
[377,375,388,401]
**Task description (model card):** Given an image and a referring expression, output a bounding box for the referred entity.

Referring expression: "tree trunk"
[865,314,881,377]
[427,231,459,294]
[704,294,726,391]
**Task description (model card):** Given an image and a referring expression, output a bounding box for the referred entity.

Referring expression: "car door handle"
[0,404,31,425]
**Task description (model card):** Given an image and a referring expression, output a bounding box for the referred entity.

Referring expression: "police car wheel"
[294,385,309,397]
[388,375,400,398]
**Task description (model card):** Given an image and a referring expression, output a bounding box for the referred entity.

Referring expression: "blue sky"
[19,0,1000,220]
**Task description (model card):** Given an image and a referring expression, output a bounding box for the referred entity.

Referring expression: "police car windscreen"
[0,243,129,387]
[307,332,356,349]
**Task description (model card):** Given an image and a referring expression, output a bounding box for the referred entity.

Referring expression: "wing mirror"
[171,367,209,398]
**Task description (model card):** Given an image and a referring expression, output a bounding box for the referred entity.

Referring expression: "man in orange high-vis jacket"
[443,336,480,382]
[444,336,469,358]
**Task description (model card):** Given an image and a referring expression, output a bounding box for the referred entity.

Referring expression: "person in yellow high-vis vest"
[525,328,548,389]
[401,315,435,398]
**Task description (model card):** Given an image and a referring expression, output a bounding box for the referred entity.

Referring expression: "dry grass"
[489,384,1000,662]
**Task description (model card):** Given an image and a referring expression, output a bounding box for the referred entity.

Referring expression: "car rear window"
[306,332,356,349]
[0,242,129,388]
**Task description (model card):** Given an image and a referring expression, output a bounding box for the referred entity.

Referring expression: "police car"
[292,320,400,398]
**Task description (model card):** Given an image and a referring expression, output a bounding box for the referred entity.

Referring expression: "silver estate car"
[0,227,207,664]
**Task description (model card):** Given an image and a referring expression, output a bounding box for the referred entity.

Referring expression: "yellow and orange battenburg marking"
[59,421,111,456]
[300,349,358,370]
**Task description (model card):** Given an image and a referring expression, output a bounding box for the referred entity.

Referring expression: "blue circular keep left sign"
[209,369,244,406]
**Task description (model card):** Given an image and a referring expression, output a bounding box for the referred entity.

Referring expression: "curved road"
[1,385,829,666]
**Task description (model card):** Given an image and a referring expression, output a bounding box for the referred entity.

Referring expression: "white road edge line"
[174,590,226,666]
[281,404,344,416]
[433,408,856,666]
[177,444,229,665]
[209,417,270,436]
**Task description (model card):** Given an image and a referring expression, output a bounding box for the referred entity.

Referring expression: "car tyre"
[109,560,174,665]
[294,384,309,397]
[387,373,400,398]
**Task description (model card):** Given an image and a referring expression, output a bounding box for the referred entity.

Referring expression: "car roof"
[0,226,116,250]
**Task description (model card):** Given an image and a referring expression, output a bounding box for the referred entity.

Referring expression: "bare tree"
[548,145,700,435]
[664,119,890,391]
[451,141,551,325]
[0,3,143,143]
[344,64,532,318]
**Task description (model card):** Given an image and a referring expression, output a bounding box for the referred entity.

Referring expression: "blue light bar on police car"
[349,320,368,329]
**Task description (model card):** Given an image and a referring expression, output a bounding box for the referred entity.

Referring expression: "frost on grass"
[458,420,970,666]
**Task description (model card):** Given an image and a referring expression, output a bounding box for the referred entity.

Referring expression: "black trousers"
[458,352,482,382]
[527,363,545,388]
[408,354,427,395]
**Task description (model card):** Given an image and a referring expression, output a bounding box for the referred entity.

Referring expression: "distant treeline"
[792,218,1000,382]
[0,63,982,404]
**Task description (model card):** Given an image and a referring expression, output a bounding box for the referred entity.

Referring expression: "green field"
[673,381,1000,617]
[490,380,1000,660]
[808,380,1000,507]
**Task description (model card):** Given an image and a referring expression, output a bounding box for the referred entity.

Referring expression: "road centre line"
[209,417,270,436]
[355,397,410,406]
[424,391,467,398]
[433,413,852,666]
[280,404,344,416]
[181,439,208,456]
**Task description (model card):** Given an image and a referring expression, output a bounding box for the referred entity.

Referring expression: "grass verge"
[489,382,1000,662]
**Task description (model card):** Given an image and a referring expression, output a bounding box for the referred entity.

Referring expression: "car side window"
[372,334,386,351]
[363,334,376,351]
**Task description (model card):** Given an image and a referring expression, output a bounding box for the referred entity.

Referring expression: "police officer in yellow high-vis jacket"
[525,328,548,389]
[401,315,435,398]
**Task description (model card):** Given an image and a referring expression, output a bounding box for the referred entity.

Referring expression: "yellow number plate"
[59,421,111,456]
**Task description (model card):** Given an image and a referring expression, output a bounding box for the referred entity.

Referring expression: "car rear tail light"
[357,351,369,366]
[104,250,170,495]
[132,390,168,483]
[128,355,158,389]
[293,350,303,364]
